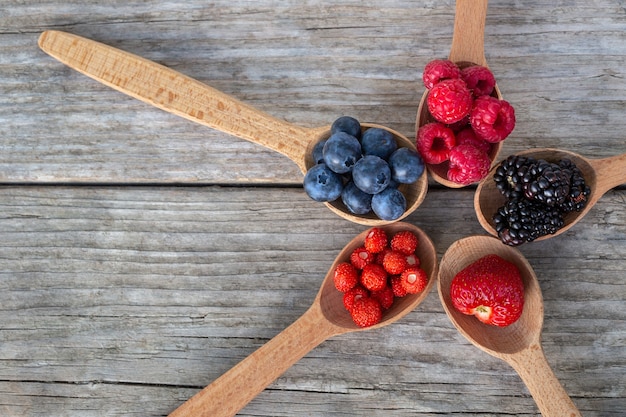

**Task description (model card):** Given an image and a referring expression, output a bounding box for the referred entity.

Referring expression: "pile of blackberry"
[492,155,591,246]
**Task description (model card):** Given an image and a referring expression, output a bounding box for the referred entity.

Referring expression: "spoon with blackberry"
[474,148,626,245]
[38,30,427,226]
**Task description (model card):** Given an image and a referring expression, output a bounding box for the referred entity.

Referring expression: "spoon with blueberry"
[39,30,428,225]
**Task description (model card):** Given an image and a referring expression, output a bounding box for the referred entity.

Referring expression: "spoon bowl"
[168,222,438,417]
[438,235,581,416]
[475,148,626,241]
[38,30,428,226]
[416,0,504,188]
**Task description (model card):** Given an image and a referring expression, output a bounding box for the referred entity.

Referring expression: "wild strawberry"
[390,275,408,297]
[375,247,393,265]
[364,227,388,253]
[391,230,419,255]
[416,122,456,164]
[470,96,516,143]
[405,253,420,268]
[427,78,473,124]
[422,59,461,89]
[360,263,388,292]
[350,246,375,269]
[450,254,524,327]
[343,285,369,312]
[333,262,359,292]
[461,65,496,97]
[447,143,491,185]
[382,250,408,275]
[400,267,429,294]
[455,127,491,154]
[350,297,383,327]
[371,285,395,310]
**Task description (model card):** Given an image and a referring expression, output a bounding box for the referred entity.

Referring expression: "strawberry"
[382,250,408,275]
[364,227,388,253]
[371,285,395,310]
[405,253,420,268]
[400,267,429,294]
[350,296,383,327]
[350,246,375,269]
[360,263,388,292]
[375,247,393,265]
[390,230,419,255]
[450,254,524,327]
[390,275,408,297]
[333,262,359,292]
[343,285,369,312]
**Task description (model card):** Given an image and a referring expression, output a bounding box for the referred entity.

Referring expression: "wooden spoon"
[416,0,503,188]
[438,235,581,417]
[166,222,437,417]
[475,148,626,241]
[38,30,427,226]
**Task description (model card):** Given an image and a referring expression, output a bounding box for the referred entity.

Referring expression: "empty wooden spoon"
[38,30,427,226]
[438,235,581,417]
[416,0,503,188]
[166,222,437,417]
[475,148,626,242]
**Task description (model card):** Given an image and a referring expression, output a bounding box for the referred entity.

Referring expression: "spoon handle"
[38,30,314,173]
[167,303,340,417]
[449,0,489,66]
[508,344,581,417]
[591,152,626,195]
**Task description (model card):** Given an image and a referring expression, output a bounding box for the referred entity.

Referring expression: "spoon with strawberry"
[474,148,626,245]
[438,235,581,417]
[167,222,438,417]
[38,30,427,226]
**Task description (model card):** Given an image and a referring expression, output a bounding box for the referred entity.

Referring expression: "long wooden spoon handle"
[449,0,489,66]
[168,304,339,417]
[38,30,314,172]
[591,152,626,194]
[509,345,581,417]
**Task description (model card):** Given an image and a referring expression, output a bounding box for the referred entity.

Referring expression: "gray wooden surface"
[1,1,624,416]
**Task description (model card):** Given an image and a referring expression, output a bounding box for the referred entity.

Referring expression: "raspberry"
[360,263,388,291]
[447,144,492,185]
[350,246,375,269]
[416,122,456,164]
[461,65,496,97]
[405,253,420,268]
[343,285,369,312]
[427,78,473,124]
[455,127,491,154]
[364,227,388,253]
[422,59,461,90]
[390,230,419,255]
[382,250,407,275]
[390,275,408,297]
[371,285,395,310]
[470,96,516,143]
[333,262,359,292]
[400,267,429,294]
[350,297,383,328]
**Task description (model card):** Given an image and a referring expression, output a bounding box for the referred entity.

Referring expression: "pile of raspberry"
[417,59,516,185]
[333,227,429,328]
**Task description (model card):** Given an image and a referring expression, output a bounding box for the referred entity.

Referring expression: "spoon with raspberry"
[438,235,581,417]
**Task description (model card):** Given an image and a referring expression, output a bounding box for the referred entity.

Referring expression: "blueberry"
[352,155,391,194]
[303,163,344,202]
[388,147,425,184]
[331,116,361,139]
[341,181,373,215]
[312,140,326,164]
[371,187,407,221]
[361,128,397,160]
[323,132,362,174]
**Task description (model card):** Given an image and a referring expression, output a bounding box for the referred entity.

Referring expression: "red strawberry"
[450,254,524,327]
[375,247,393,265]
[382,250,408,275]
[405,253,420,268]
[350,246,375,269]
[400,267,429,294]
[391,230,419,255]
[350,297,383,327]
[371,285,395,310]
[343,285,369,312]
[360,263,388,292]
[364,227,388,253]
[390,275,408,297]
[333,262,359,292]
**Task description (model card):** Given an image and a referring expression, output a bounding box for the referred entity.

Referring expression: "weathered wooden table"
[1,1,624,416]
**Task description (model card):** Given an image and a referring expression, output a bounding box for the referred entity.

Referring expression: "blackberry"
[522,159,571,207]
[558,159,591,212]
[493,155,537,199]
[493,198,565,246]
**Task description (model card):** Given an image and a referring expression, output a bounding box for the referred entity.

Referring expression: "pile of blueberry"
[304,116,425,221]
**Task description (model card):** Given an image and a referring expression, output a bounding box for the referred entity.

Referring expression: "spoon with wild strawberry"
[167,222,437,417]
[438,235,581,417]
[475,148,626,245]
